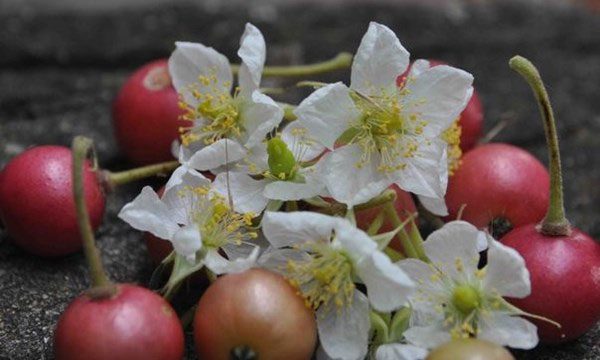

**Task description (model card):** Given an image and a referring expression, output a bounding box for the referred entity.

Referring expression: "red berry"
[445,143,549,234]
[112,59,187,165]
[54,284,184,360]
[502,225,600,343]
[396,59,484,152]
[0,146,105,256]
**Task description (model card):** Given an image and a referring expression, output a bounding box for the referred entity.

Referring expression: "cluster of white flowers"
[119,22,541,360]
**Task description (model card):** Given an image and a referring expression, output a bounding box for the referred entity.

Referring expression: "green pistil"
[267,137,297,180]
[452,285,481,315]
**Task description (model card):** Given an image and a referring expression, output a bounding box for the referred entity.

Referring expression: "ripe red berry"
[113,59,186,165]
[445,143,549,236]
[0,146,105,256]
[54,284,185,360]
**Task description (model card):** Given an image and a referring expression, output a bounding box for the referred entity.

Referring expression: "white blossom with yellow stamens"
[117,171,259,274]
[293,22,473,209]
[168,23,283,173]
[397,221,539,350]
[261,211,415,360]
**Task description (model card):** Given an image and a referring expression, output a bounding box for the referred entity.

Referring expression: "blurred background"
[1,0,599,359]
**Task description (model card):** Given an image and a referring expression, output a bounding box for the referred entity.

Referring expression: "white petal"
[375,344,428,360]
[402,65,474,138]
[356,251,414,312]
[484,239,531,298]
[168,41,232,106]
[162,167,210,224]
[392,138,448,198]
[423,220,481,280]
[118,186,180,240]
[294,82,360,150]
[240,90,283,148]
[187,138,247,171]
[238,142,269,175]
[351,22,410,96]
[262,211,338,248]
[213,172,269,214]
[417,195,448,217]
[172,225,202,263]
[204,246,259,275]
[407,59,430,78]
[324,145,392,207]
[478,313,538,349]
[333,219,378,261]
[396,259,444,319]
[237,23,266,96]
[317,290,370,360]
[403,324,451,350]
[281,122,326,163]
[163,164,209,197]
[258,248,311,275]
[263,180,324,201]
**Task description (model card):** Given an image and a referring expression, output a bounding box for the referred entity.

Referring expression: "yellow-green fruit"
[426,339,514,360]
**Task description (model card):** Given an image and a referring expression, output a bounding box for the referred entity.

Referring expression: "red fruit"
[194,268,317,360]
[502,226,600,343]
[396,59,484,152]
[0,146,105,256]
[113,59,186,165]
[54,284,184,360]
[445,143,549,235]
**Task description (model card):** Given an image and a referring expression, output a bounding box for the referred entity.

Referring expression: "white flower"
[293,22,473,208]
[168,23,283,173]
[117,170,259,275]
[212,123,327,214]
[397,221,538,350]
[261,211,415,360]
[375,344,428,360]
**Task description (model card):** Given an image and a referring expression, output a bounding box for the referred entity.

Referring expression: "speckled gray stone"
[0,2,599,359]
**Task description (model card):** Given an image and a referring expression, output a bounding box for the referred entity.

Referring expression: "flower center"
[179,72,243,147]
[452,284,480,315]
[266,137,297,180]
[285,242,355,312]
[441,119,462,175]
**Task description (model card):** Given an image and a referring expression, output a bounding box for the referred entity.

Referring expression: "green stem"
[509,56,571,236]
[383,203,419,259]
[105,160,179,188]
[72,136,115,295]
[231,52,353,77]
[369,311,390,345]
[278,102,297,122]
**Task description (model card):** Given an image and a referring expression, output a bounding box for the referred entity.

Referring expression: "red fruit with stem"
[194,268,317,360]
[500,56,600,343]
[113,59,187,165]
[445,143,550,237]
[397,59,484,152]
[0,146,105,257]
[54,136,184,360]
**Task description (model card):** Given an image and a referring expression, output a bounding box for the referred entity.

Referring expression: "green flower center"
[452,284,481,316]
[266,137,297,180]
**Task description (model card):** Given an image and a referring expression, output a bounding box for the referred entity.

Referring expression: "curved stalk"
[231,52,353,78]
[104,160,179,189]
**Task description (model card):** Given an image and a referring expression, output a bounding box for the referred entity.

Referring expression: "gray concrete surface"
[0,1,599,359]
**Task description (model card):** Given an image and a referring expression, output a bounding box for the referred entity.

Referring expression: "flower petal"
[478,313,538,349]
[356,251,415,312]
[294,82,360,150]
[240,90,283,149]
[213,171,269,214]
[187,138,247,171]
[317,290,370,360]
[263,180,325,201]
[118,186,180,240]
[168,41,232,106]
[324,145,392,207]
[351,22,409,96]
[484,239,531,298]
[258,248,312,276]
[281,121,326,163]
[423,220,481,280]
[333,219,378,260]
[162,166,210,224]
[403,324,451,350]
[402,65,474,138]
[396,259,444,321]
[172,225,202,263]
[375,344,428,360]
[204,246,259,275]
[237,23,266,96]
[417,195,448,217]
[407,59,430,78]
[262,211,338,248]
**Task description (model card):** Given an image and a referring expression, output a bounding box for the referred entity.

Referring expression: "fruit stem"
[509,56,571,236]
[105,160,179,189]
[232,52,353,78]
[383,203,419,259]
[72,136,115,295]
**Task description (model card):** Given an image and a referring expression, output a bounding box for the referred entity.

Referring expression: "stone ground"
[0,1,599,359]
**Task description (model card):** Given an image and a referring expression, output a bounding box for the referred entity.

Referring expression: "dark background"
[1,0,599,358]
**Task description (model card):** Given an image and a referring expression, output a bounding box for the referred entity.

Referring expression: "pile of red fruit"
[0,53,598,360]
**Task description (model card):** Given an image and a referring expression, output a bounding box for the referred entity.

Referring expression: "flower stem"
[104,160,179,189]
[384,202,419,259]
[232,52,353,78]
[509,56,571,236]
[72,136,115,296]
[369,311,390,344]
